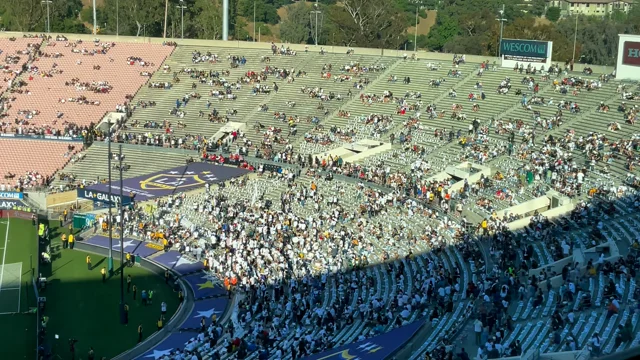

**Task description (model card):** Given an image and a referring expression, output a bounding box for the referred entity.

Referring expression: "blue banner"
[0,133,83,142]
[180,297,229,329]
[84,235,162,258]
[76,188,133,206]
[501,39,550,62]
[86,162,250,201]
[153,251,204,275]
[0,192,23,199]
[0,200,26,209]
[303,319,425,360]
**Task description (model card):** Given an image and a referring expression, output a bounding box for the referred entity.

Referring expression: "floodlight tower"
[42,0,52,33]
[177,0,187,39]
[223,0,229,40]
[496,5,507,58]
[310,0,323,46]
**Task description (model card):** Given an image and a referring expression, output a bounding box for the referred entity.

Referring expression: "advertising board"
[500,39,553,69]
[622,41,640,66]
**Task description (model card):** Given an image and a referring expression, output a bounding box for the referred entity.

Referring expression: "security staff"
[101,267,106,283]
[137,324,143,343]
[86,255,92,270]
[68,233,75,249]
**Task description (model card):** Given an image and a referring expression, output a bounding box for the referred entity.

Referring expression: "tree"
[527,0,546,17]
[237,0,280,25]
[192,0,223,39]
[337,0,407,48]
[102,0,165,37]
[279,1,310,43]
[546,7,560,22]
[0,0,45,31]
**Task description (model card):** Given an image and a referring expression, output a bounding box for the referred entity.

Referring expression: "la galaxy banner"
[86,162,250,200]
[77,188,133,206]
[302,319,425,360]
[0,199,26,209]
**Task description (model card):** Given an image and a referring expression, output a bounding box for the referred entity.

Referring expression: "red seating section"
[0,38,39,93]
[0,139,80,188]
[5,41,174,131]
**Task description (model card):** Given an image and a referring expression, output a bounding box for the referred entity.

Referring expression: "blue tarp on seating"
[87,162,249,201]
[180,297,229,329]
[137,332,195,359]
[153,250,204,275]
[181,272,228,298]
[84,235,161,258]
[302,319,425,360]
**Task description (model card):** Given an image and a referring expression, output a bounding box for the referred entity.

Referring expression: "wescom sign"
[500,39,550,63]
[622,41,640,66]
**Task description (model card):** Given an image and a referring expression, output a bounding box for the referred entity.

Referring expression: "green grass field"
[0,217,180,360]
[0,216,38,360]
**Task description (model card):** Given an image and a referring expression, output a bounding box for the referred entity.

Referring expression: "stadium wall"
[616,34,640,81]
[0,32,613,74]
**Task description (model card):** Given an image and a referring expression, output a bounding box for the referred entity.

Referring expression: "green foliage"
[546,7,560,22]
[527,0,546,17]
[279,1,310,43]
[192,0,223,39]
[237,0,280,25]
[53,17,88,34]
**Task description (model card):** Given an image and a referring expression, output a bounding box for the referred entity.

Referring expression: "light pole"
[92,0,98,35]
[177,0,187,39]
[572,14,578,63]
[258,25,262,43]
[42,0,52,33]
[310,0,322,46]
[253,1,256,41]
[107,120,114,275]
[496,5,507,58]
[117,145,126,325]
[414,3,419,52]
[116,0,119,36]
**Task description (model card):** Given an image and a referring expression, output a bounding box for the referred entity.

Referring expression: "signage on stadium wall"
[0,192,23,199]
[500,39,551,63]
[0,200,25,209]
[76,188,133,206]
[0,133,83,142]
[622,41,640,66]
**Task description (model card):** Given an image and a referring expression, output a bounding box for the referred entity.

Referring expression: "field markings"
[0,215,9,294]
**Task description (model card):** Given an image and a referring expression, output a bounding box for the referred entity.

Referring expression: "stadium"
[1,1,640,360]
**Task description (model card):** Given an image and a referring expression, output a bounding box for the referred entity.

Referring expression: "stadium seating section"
[3,35,640,360]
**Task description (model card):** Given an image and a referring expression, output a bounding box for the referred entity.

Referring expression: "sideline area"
[37,221,180,359]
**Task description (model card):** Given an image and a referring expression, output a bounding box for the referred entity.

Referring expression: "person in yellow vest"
[481,218,488,236]
[86,255,92,270]
[68,223,73,234]
[63,209,68,223]
[68,233,75,249]
[61,233,68,249]
[157,316,164,330]
[125,253,132,267]
[101,267,106,283]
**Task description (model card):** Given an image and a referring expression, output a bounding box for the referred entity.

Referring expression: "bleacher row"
[2,37,640,360]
